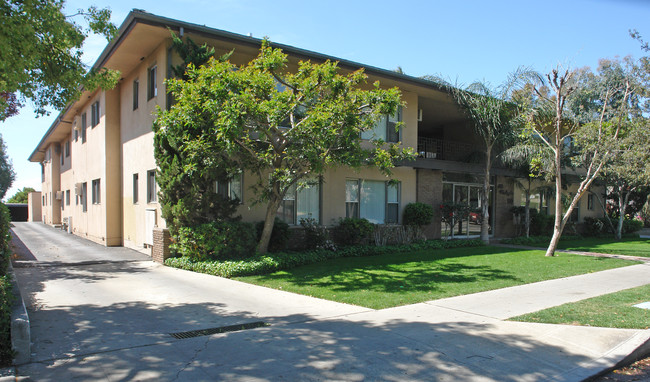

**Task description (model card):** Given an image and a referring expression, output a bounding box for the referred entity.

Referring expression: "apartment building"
[29,10,604,251]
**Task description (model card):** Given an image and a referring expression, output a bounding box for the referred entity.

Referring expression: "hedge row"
[165,238,485,278]
[0,203,13,365]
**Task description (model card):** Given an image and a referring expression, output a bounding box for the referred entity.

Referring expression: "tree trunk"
[616,190,631,240]
[481,148,491,244]
[256,197,282,254]
[546,140,563,257]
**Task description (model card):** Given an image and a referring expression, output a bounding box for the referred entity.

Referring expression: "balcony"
[417,137,482,162]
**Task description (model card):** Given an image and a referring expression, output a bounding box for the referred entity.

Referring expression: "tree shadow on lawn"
[258,258,521,294]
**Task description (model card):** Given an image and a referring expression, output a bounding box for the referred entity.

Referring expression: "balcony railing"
[417,137,481,162]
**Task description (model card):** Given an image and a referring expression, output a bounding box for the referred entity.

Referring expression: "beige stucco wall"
[232,165,417,227]
[120,41,168,250]
[27,191,42,222]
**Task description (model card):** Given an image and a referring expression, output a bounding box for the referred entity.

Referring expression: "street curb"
[584,331,650,381]
[8,262,30,365]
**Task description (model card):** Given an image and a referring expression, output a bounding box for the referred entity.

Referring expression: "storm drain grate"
[169,321,269,340]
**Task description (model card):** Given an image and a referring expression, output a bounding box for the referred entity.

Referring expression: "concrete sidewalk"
[8,222,650,381]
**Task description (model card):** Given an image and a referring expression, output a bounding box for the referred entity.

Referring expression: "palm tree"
[424,76,520,243]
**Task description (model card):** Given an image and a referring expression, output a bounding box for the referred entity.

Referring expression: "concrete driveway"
[8,222,650,381]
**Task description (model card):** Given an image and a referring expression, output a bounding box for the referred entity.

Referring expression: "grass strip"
[510,284,650,329]
[236,246,637,309]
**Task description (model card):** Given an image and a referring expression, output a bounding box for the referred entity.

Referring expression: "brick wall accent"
[416,169,443,239]
[152,228,172,264]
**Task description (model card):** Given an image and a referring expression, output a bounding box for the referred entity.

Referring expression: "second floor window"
[361,107,402,143]
[133,79,139,110]
[91,101,100,127]
[81,113,87,143]
[148,66,157,100]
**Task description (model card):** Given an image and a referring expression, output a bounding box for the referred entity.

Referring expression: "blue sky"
[2,0,649,199]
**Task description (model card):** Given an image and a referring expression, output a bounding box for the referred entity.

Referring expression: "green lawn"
[556,237,650,257]
[236,246,637,309]
[510,284,650,329]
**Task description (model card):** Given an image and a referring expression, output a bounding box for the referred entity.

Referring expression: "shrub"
[582,217,606,236]
[335,217,374,246]
[256,218,290,252]
[172,221,257,261]
[403,203,434,227]
[299,218,336,251]
[0,204,10,275]
[530,213,554,236]
[622,218,643,234]
[0,275,12,365]
[165,238,485,278]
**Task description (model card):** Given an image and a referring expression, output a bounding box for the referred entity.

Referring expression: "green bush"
[622,218,643,234]
[335,217,374,246]
[172,221,257,261]
[0,204,10,275]
[166,238,485,278]
[403,202,434,227]
[500,235,581,246]
[256,218,290,252]
[530,213,554,236]
[582,217,606,237]
[299,218,335,250]
[0,275,13,365]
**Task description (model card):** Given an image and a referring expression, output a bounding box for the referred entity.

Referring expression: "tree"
[0,0,120,120]
[0,135,14,200]
[596,119,650,239]
[523,60,640,256]
[7,187,36,204]
[427,76,519,243]
[153,34,238,235]
[155,40,414,254]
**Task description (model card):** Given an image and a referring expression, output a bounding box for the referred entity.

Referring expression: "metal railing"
[417,137,481,162]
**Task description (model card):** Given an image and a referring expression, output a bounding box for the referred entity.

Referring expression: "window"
[346,179,400,224]
[361,107,402,143]
[65,190,70,206]
[81,182,87,212]
[345,179,360,218]
[60,146,64,166]
[81,112,87,143]
[133,173,139,204]
[148,66,157,100]
[74,126,78,141]
[587,193,595,210]
[216,173,243,202]
[277,180,320,225]
[147,170,157,203]
[92,179,101,204]
[91,101,100,127]
[133,79,139,110]
[65,140,70,158]
[42,195,45,206]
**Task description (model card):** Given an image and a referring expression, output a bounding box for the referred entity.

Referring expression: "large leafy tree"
[153,34,239,234]
[523,59,642,256]
[155,40,413,254]
[596,119,650,239]
[0,135,14,200]
[0,0,119,120]
[7,187,36,204]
